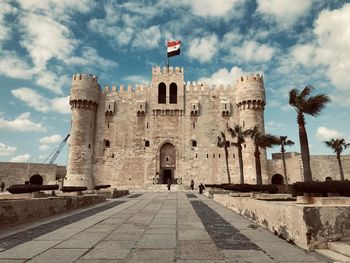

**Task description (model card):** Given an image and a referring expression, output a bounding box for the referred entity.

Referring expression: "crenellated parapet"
[235,74,265,108]
[152,66,183,75]
[70,73,100,109]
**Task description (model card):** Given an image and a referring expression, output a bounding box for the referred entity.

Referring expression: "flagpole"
[167,39,169,72]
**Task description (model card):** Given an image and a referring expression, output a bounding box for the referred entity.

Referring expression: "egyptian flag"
[167,40,181,57]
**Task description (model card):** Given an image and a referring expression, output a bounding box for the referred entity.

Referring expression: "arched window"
[105,140,110,148]
[192,140,197,147]
[169,82,177,104]
[158,82,166,104]
[145,140,150,147]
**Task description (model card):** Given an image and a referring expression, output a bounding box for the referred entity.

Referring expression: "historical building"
[64,66,350,190]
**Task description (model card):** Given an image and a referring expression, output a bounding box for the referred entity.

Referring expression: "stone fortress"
[64,65,350,190]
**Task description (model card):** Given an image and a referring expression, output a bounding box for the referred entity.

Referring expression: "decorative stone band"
[70,99,98,110]
[237,100,265,110]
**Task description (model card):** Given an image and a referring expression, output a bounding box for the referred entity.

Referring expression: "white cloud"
[39,134,62,144]
[51,96,70,114]
[0,142,17,156]
[12,88,50,112]
[0,1,16,43]
[187,34,218,63]
[266,120,286,132]
[132,26,161,49]
[123,75,150,85]
[39,145,50,151]
[0,112,46,132]
[288,4,350,104]
[199,66,245,85]
[20,13,77,71]
[10,154,31,163]
[256,0,313,28]
[11,88,70,114]
[68,47,118,69]
[178,0,239,16]
[316,127,343,141]
[0,51,34,79]
[221,31,243,49]
[18,0,95,21]
[230,41,275,63]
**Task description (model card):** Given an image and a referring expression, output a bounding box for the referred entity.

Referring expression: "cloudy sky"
[0,0,349,165]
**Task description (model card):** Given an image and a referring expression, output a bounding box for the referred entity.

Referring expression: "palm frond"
[303,94,330,116]
[300,86,313,99]
[289,89,299,107]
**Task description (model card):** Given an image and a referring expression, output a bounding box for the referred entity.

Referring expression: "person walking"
[199,183,205,194]
[167,178,171,191]
[190,179,194,190]
[0,181,5,192]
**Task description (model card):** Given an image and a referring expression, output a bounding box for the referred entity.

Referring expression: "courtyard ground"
[0,192,327,262]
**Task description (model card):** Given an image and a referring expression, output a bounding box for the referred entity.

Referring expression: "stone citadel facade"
[64,66,350,190]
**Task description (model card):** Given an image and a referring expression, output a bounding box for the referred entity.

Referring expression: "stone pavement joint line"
[127,194,143,198]
[190,200,260,250]
[0,200,126,250]
[186,193,198,198]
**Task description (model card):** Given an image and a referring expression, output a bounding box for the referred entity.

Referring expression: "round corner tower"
[235,74,268,184]
[65,73,100,189]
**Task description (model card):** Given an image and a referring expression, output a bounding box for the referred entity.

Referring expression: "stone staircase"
[316,238,350,262]
[149,184,185,192]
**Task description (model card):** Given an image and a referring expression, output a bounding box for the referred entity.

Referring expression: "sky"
[0,0,350,165]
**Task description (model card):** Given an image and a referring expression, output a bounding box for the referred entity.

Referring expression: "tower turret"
[235,74,268,184]
[65,73,100,189]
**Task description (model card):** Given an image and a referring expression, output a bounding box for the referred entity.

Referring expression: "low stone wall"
[0,194,106,229]
[206,189,350,251]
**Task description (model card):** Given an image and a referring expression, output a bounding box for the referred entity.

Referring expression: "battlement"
[72,73,98,82]
[152,66,184,75]
[102,84,151,93]
[237,74,263,84]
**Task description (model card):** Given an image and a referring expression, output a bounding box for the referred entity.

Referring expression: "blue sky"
[0,0,350,165]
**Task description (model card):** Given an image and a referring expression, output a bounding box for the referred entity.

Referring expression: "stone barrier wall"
[206,189,350,251]
[0,195,106,229]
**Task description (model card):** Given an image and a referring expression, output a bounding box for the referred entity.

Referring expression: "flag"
[167,40,181,57]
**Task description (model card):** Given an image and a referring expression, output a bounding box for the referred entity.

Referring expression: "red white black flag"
[167,40,181,57]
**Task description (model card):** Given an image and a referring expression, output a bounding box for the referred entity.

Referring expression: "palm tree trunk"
[282,152,288,184]
[238,144,244,184]
[336,152,344,181]
[254,144,262,185]
[224,146,231,184]
[298,112,313,182]
[281,146,288,185]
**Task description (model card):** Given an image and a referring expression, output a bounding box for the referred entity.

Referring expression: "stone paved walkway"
[0,192,327,262]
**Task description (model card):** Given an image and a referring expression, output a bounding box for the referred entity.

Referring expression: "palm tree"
[289,86,330,182]
[227,125,250,184]
[276,136,295,185]
[246,126,279,185]
[324,138,350,181]
[217,131,231,184]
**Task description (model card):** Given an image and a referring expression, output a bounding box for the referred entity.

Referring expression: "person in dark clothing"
[190,179,194,190]
[0,182,4,192]
[199,183,205,194]
[167,178,171,191]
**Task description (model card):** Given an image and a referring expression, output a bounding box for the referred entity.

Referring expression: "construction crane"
[43,134,70,164]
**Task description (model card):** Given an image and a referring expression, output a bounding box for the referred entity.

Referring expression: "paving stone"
[138,234,176,249]
[255,242,320,262]
[0,201,125,250]
[127,248,175,263]
[55,233,106,249]
[35,229,82,241]
[223,250,275,263]
[0,260,25,263]
[178,229,211,240]
[190,201,260,250]
[0,240,60,259]
[82,241,136,260]
[27,248,89,263]
[179,240,224,260]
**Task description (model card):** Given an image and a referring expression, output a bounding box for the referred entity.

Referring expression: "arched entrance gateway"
[159,143,176,184]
